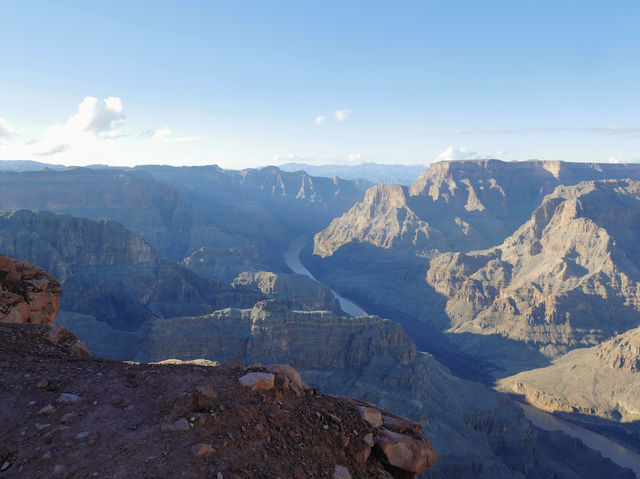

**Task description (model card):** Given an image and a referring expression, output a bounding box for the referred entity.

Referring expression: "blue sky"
[1,1,639,168]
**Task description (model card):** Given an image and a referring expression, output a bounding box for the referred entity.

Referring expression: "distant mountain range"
[279,162,428,186]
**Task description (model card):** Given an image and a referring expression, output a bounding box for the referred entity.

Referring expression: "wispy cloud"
[334,108,352,122]
[429,126,640,137]
[314,115,327,126]
[37,144,69,156]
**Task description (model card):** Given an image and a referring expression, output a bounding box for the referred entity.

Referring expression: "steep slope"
[497,326,640,446]
[0,210,261,331]
[426,179,640,372]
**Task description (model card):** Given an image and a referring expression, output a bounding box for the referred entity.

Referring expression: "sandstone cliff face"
[315,160,640,260]
[497,326,640,426]
[0,210,262,331]
[0,255,62,324]
[426,179,640,369]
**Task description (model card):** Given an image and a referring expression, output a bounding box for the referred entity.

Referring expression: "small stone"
[60,412,75,424]
[41,451,53,460]
[332,464,351,479]
[54,464,64,474]
[38,404,56,415]
[323,424,329,430]
[217,473,223,479]
[363,433,374,447]
[238,372,275,392]
[76,431,90,439]
[36,423,51,431]
[37,380,48,389]
[355,406,383,428]
[161,418,190,432]
[28,400,36,406]
[191,443,215,458]
[57,393,81,404]
[1,462,9,472]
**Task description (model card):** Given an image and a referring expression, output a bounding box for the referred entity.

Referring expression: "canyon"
[1,159,639,477]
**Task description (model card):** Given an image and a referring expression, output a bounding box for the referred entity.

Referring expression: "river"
[519,403,639,477]
[283,235,367,317]
[284,236,639,476]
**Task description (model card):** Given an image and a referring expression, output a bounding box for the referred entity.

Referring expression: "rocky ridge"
[426,179,640,372]
[315,160,640,259]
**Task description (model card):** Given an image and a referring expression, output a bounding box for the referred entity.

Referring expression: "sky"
[0,1,639,168]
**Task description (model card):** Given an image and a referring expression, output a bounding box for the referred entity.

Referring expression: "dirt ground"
[0,323,424,479]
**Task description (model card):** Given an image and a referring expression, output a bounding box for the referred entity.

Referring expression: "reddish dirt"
[0,323,428,479]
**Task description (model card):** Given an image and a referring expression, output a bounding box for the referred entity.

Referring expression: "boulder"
[374,428,437,474]
[238,372,275,392]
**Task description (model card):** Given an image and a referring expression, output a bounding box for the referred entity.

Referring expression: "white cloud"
[39,96,126,154]
[314,115,327,126]
[435,147,497,162]
[334,108,352,122]
[0,118,16,144]
[140,126,200,143]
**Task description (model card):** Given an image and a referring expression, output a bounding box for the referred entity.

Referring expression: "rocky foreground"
[0,323,436,479]
[0,256,436,478]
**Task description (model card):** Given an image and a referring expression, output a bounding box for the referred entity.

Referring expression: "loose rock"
[238,372,275,392]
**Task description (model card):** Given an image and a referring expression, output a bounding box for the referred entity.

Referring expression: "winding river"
[284,235,367,317]
[284,235,640,477]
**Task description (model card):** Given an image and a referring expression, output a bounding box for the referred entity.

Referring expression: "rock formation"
[315,160,640,259]
[232,271,342,313]
[0,255,62,324]
[426,179,640,373]
[497,325,640,435]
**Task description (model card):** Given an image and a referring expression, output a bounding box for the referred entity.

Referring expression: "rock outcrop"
[497,326,640,425]
[0,322,435,479]
[0,255,62,324]
[232,271,342,313]
[315,160,640,259]
[426,179,640,372]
